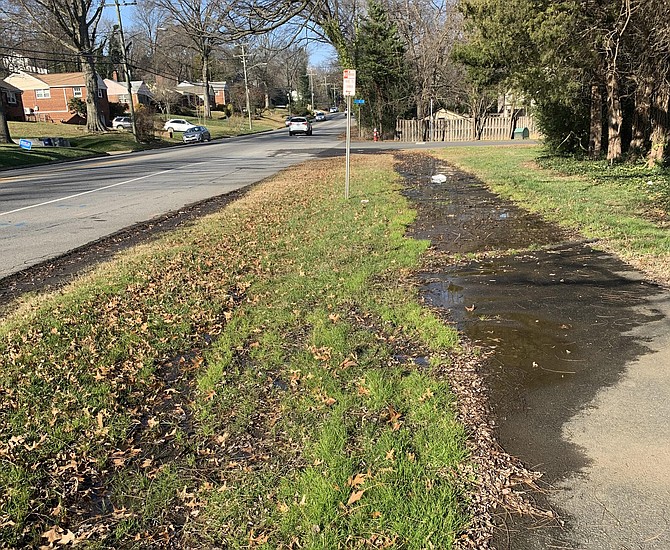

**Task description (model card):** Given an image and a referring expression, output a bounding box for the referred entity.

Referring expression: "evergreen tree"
[355,0,411,138]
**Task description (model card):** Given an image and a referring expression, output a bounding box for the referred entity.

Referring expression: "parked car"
[288,117,312,136]
[112,116,132,130]
[314,111,326,121]
[182,126,211,143]
[163,119,197,132]
[329,106,338,113]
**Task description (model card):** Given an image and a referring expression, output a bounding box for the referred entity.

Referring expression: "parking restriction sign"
[343,69,356,97]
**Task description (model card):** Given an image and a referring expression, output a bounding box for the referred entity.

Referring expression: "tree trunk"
[648,79,670,167]
[589,84,603,159]
[82,54,107,132]
[606,70,623,162]
[630,76,653,155]
[0,94,11,144]
[202,52,211,119]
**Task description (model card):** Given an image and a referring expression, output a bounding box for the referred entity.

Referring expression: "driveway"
[402,152,670,549]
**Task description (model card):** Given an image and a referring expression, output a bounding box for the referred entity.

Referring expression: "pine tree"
[356,0,411,138]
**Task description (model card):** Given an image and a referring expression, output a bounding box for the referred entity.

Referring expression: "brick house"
[0,79,26,121]
[5,70,110,125]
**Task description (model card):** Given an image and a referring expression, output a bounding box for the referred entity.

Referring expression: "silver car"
[183,126,211,143]
[111,116,132,130]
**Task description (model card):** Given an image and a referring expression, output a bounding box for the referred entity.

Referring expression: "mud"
[400,152,670,549]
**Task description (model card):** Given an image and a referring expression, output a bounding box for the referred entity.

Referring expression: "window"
[98,89,103,98]
[35,89,51,99]
[7,91,17,104]
[73,87,82,97]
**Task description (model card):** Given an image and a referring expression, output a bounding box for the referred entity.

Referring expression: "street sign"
[353,99,365,104]
[19,139,32,151]
[343,69,356,97]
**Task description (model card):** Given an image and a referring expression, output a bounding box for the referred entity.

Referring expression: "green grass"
[436,145,670,284]
[0,155,470,548]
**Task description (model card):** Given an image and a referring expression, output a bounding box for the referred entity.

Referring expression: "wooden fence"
[394,115,538,142]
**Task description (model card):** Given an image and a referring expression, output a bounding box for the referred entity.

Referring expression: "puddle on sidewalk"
[397,152,668,548]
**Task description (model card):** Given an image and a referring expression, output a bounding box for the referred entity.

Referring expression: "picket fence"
[394,115,538,142]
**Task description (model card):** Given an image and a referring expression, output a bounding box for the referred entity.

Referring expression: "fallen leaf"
[57,530,76,545]
[347,473,366,488]
[347,489,365,506]
[465,304,476,312]
[42,526,62,543]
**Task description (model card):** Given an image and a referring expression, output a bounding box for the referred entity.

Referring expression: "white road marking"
[0,164,205,217]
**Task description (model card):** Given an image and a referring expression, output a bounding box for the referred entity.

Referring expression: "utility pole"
[240,45,252,130]
[111,0,138,141]
[306,70,316,111]
[323,76,330,107]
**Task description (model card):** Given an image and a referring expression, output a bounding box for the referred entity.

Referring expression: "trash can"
[513,127,530,140]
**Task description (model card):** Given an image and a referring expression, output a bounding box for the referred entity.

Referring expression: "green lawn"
[0,155,470,548]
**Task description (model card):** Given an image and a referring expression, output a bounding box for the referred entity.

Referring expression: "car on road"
[329,106,338,113]
[314,111,326,121]
[163,119,197,132]
[288,117,312,136]
[285,116,293,126]
[182,126,211,143]
[111,116,132,130]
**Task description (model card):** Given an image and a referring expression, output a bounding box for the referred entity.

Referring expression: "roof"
[0,79,23,93]
[176,81,213,96]
[5,70,107,90]
[104,79,153,97]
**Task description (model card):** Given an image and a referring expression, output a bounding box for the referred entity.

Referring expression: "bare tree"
[388,0,462,120]
[3,0,108,131]
[153,0,308,118]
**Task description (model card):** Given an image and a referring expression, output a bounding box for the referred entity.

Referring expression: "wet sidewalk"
[400,153,670,549]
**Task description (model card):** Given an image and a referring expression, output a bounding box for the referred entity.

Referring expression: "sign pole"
[345,94,352,200]
[342,69,356,200]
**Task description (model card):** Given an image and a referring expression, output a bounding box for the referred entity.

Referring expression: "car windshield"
[292,118,306,123]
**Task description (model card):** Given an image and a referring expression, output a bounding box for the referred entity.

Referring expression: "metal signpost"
[343,69,356,199]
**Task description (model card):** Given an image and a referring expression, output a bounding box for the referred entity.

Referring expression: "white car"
[314,111,326,121]
[163,119,197,132]
[288,117,313,136]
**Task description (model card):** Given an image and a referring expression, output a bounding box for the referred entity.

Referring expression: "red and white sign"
[343,69,356,97]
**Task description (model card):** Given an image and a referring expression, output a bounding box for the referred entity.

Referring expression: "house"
[0,79,26,121]
[175,81,215,108]
[104,78,154,107]
[5,70,110,125]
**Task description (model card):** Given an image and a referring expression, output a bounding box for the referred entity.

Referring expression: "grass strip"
[436,145,670,285]
[0,155,469,548]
